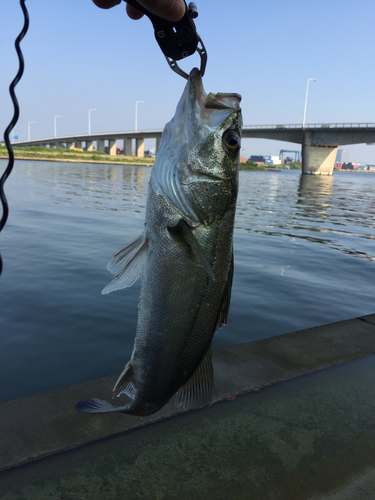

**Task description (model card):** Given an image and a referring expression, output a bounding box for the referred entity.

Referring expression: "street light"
[28,121,35,141]
[302,78,317,128]
[54,115,62,138]
[88,109,97,134]
[135,101,145,132]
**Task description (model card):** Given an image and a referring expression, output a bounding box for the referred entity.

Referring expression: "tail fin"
[75,398,130,414]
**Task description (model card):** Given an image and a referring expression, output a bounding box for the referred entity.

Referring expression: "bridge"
[243,123,375,174]
[14,122,375,175]
[15,130,163,159]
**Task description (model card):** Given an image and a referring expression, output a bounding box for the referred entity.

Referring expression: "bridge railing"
[243,123,375,130]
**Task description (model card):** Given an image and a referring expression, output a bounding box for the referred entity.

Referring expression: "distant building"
[250,155,265,164]
[239,157,247,163]
[144,149,156,157]
[336,149,349,163]
[263,155,271,164]
[342,162,355,170]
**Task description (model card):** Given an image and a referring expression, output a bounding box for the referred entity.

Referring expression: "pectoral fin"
[175,346,213,410]
[102,233,147,294]
[216,250,234,329]
[167,220,216,281]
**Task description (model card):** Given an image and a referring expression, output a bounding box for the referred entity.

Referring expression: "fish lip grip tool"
[125,0,207,79]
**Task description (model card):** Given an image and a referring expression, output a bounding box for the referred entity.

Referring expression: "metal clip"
[164,31,207,79]
[125,0,207,78]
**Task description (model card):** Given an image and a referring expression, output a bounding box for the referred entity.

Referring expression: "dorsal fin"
[102,232,147,294]
[167,220,216,281]
[175,346,213,410]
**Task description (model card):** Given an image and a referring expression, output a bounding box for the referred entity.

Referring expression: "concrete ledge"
[1,314,374,472]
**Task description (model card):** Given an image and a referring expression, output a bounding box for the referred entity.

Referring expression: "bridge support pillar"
[108,140,116,156]
[302,132,337,175]
[156,136,161,153]
[123,138,132,156]
[125,138,132,155]
[136,138,144,158]
[86,141,94,151]
[97,139,105,153]
[66,142,73,149]
[75,141,82,149]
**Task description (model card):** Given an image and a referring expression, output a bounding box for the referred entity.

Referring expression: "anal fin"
[175,346,213,410]
[113,362,137,399]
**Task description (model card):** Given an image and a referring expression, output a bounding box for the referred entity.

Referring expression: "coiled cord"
[0,0,29,276]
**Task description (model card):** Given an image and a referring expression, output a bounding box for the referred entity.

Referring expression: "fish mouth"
[188,68,242,120]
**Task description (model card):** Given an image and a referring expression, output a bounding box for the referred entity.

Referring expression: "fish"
[76,68,242,416]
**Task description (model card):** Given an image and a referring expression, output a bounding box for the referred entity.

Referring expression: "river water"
[0,160,374,402]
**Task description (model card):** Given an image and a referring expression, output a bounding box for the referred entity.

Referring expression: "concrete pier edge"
[1,313,374,473]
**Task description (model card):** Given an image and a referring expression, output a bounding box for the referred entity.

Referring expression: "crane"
[279,149,301,162]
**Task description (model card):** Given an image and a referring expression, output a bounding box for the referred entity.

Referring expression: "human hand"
[92,0,185,22]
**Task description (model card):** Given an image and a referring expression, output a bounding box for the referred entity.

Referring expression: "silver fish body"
[76,68,242,416]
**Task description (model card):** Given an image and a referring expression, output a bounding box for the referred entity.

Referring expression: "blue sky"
[2,0,375,163]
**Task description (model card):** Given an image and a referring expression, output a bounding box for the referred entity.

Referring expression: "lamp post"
[88,109,97,134]
[135,101,145,132]
[54,115,62,138]
[28,121,35,141]
[302,78,317,128]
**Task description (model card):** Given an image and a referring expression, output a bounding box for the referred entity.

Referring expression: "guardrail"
[243,123,375,130]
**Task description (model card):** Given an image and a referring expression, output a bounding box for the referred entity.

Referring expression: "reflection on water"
[0,162,374,400]
[22,162,150,213]
[297,174,334,217]
[236,170,375,261]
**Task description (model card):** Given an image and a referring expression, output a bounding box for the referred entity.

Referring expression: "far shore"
[0,154,155,167]
[0,146,283,170]
[0,146,155,166]
[1,147,371,172]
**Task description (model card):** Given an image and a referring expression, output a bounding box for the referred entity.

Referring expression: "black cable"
[0,0,29,276]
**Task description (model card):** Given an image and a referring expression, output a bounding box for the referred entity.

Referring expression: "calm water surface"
[0,160,374,401]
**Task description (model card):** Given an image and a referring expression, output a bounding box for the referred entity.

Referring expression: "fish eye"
[223,129,240,152]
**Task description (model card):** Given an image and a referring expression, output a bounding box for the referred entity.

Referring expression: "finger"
[128,0,185,22]
[126,3,145,20]
[92,0,121,9]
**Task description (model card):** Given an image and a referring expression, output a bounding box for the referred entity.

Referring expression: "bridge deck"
[13,123,375,149]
